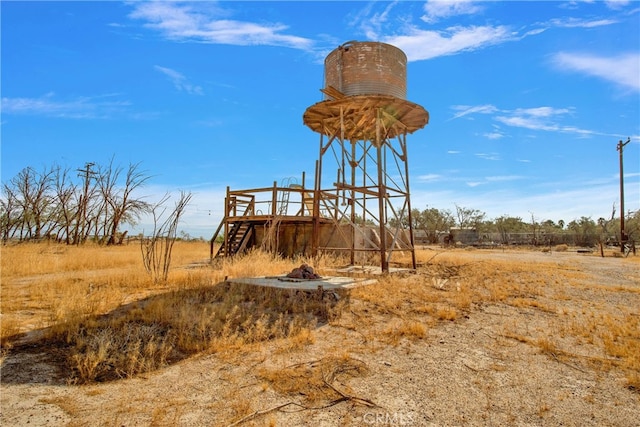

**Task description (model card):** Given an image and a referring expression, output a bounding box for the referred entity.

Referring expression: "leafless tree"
[71,162,98,244]
[98,159,151,245]
[1,159,159,245]
[51,166,79,244]
[0,183,20,243]
[8,166,56,241]
[141,191,193,283]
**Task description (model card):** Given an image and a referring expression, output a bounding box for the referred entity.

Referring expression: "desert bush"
[59,273,345,382]
[554,244,569,252]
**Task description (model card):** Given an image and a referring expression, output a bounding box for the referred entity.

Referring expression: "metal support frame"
[309,103,420,272]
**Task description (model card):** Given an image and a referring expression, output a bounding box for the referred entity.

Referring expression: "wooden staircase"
[210,193,257,260]
[213,220,254,259]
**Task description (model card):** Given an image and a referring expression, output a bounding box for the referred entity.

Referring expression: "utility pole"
[617,137,630,253]
[76,162,96,244]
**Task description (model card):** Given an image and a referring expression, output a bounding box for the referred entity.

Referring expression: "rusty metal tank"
[324,41,407,100]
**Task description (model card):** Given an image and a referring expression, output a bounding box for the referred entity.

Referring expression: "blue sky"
[2,1,639,238]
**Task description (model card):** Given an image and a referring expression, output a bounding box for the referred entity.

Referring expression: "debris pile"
[286,263,321,279]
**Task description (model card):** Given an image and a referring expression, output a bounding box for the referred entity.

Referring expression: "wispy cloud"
[452,104,599,137]
[1,93,130,119]
[450,104,499,120]
[417,173,443,182]
[154,66,203,95]
[384,25,514,61]
[551,52,640,92]
[495,107,598,136]
[483,131,504,140]
[421,0,484,24]
[352,2,512,61]
[475,152,501,161]
[128,2,313,50]
[605,0,632,10]
[352,1,397,40]
[495,106,573,132]
[464,176,525,191]
[549,17,619,28]
[482,124,506,140]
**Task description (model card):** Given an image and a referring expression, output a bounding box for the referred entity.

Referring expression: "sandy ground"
[1,249,639,426]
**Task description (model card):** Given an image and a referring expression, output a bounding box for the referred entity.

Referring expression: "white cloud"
[551,52,640,92]
[154,65,203,95]
[384,25,513,61]
[421,0,483,24]
[1,93,130,119]
[495,106,573,132]
[495,107,598,137]
[515,106,572,118]
[549,17,619,28]
[450,104,499,120]
[475,152,501,161]
[604,0,631,10]
[417,173,443,182]
[453,104,599,137]
[353,1,398,40]
[483,131,504,140]
[128,2,313,50]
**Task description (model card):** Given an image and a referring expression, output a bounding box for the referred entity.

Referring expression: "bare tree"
[2,159,158,245]
[597,204,618,257]
[51,166,79,244]
[9,166,56,241]
[98,159,151,245]
[72,162,98,244]
[0,183,20,243]
[141,191,193,283]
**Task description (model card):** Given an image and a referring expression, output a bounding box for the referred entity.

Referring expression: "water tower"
[304,41,429,272]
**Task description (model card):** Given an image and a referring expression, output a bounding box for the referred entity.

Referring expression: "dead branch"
[226,402,305,427]
[226,390,378,427]
[550,352,588,374]
[229,356,378,426]
[321,373,378,408]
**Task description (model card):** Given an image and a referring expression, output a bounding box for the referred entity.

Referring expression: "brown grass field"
[1,241,639,426]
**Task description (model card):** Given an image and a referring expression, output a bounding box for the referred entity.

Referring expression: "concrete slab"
[330,265,414,275]
[226,275,377,291]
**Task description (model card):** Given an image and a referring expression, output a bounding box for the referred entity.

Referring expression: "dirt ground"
[1,249,639,426]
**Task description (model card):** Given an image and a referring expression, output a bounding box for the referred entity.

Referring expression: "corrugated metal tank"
[324,41,407,99]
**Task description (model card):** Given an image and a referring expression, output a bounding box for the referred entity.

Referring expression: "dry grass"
[342,248,640,392]
[1,243,342,382]
[2,242,639,424]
